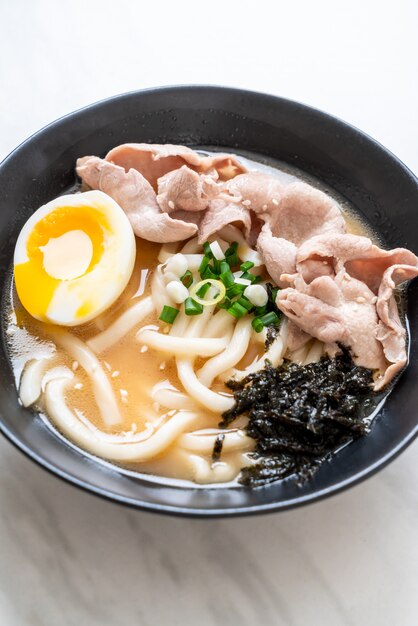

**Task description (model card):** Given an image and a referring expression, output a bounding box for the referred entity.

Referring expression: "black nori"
[212,433,225,463]
[220,347,378,487]
[265,325,280,351]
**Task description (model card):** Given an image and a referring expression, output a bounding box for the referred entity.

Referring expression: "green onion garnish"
[220,269,235,288]
[199,256,210,275]
[180,270,193,288]
[225,241,238,256]
[190,279,226,306]
[196,282,211,298]
[201,265,218,280]
[159,305,179,324]
[226,283,246,298]
[218,296,232,310]
[251,311,280,332]
[240,271,261,284]
[253,304,268,317]
[225,251,239,267]
[260,311,280,326]
[212,258,222,274]
[219,260,230,274]
[251,317,264,333]
[184,297,204,316]
[236,296,253,311]
[240,260,255,272]
[227,301,248,319]
[203,242,213,258]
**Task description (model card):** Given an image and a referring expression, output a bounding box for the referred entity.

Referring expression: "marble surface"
[0,1,418,624]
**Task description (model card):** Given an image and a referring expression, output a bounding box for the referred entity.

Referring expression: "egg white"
[14,190,136,325]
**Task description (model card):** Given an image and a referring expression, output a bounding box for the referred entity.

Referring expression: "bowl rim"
[1,84,417,518]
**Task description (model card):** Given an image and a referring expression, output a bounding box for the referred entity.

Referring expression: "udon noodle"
[6,146,414,487]
[8,228,301,483]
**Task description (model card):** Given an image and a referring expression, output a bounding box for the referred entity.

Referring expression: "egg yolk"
[14,206,109,322]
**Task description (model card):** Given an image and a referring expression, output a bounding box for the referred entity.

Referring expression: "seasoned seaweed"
[212,433,225,463]
[265,325,280,351]
[220,347,378,487]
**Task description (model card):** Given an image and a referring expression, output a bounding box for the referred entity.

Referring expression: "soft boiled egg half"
[14,190,136,326]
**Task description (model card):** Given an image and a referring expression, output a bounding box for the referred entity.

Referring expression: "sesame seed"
[111,370,120,378]
[159,361,166,370]
[356,296,366,303]
[120,389,128,397]
[72,361,79,371]
[103,361,112,371]
[242,199,251,206]
[262,204,268,210]
[74,383,83,390]
[140,345,149,353]
[168,200,175,209]
[272,199,279,206]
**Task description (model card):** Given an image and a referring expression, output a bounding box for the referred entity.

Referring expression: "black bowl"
[1,86,418,517]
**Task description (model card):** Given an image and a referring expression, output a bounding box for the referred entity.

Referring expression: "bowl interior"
[1,86,418,517]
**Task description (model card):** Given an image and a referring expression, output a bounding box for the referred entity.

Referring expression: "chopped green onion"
[226,251,239,267]
[240,260,254,271]
[251,317,264,333]
[159,305,179,324]
[219,260,230,274]
[220,269,235,288]
[251,311,281,332]
[253,304,268,317]
[180,270,193,288]
[218,296,232,310]
[227,301,248,319]
[260,311,280,326]
[226,283,246,298]
[199,256,210,275]
[225,241,238,256]
[201,265,218,280]
[184,297,204,316]
[240,271,261,284]
[203,242,213,258]
[212,258,222,274]
[209,241,225,261]
[190,279,226,306]
[236,296,253,311]
[196,282,211,298]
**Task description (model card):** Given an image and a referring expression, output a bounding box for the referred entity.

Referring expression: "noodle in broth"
[4,152,380,486]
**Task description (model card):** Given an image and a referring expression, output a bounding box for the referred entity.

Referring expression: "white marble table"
[0,1,417,624]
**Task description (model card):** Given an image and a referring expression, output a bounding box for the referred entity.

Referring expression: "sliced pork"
[224,176,346,243]
[225,171,284,215]
[105,143,246,190]
[276,272,387,374]
[76,156,197,242]
[267,182,346,244]
[375,264,418,388]
[157,166,219,213]
[276,236,418,388]
[256,224,298,287]
[198,197,252,243]
[297,233,418,291]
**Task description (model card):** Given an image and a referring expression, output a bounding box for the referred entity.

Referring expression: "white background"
[0,1,417,624]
